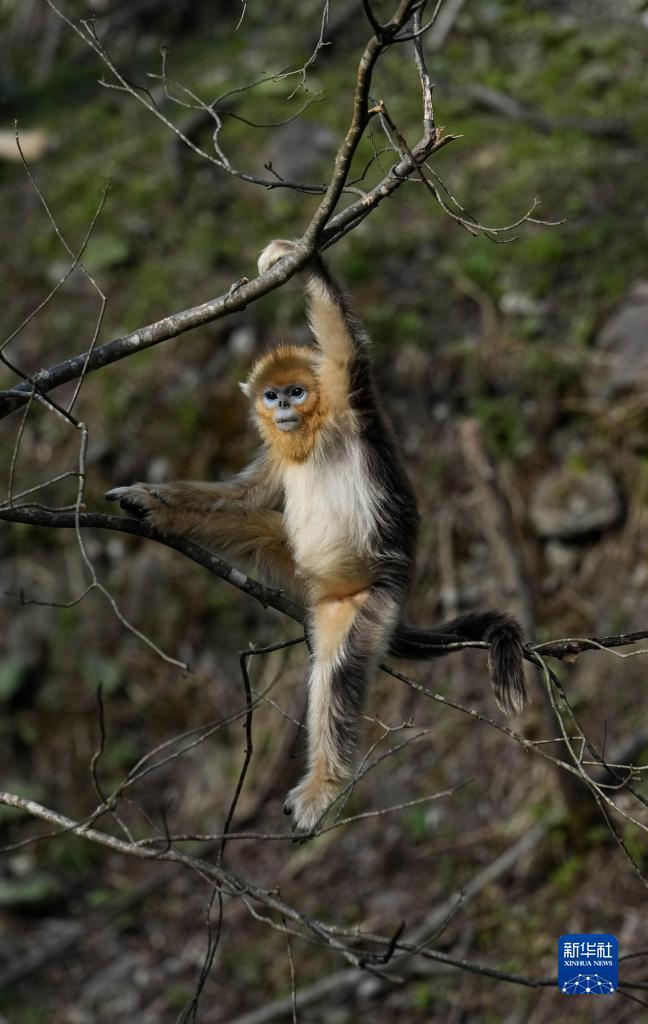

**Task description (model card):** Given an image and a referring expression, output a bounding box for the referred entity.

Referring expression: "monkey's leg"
[189,508,300,594]
[284,587,400,833]
[197,510,301,595]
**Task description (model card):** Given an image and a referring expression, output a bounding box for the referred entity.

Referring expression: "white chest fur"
[282,439,380,577]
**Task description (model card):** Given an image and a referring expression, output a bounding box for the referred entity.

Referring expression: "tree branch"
[0,506,304,624]
[3,504,648,666]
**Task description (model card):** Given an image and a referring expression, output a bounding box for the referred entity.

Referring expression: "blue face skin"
[262,384,308,432]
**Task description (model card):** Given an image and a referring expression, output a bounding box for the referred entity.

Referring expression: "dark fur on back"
[315,259,526,717]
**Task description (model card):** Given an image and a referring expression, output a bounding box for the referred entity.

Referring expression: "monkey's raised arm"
[305,258,368,356]
[258,241,373,418]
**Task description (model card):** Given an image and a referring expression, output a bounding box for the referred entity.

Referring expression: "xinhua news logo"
[558,933,618,995]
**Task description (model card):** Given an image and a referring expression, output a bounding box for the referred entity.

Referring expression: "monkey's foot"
[283,775,340,834]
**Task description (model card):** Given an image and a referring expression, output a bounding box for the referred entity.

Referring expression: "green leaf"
[0,656,29,701]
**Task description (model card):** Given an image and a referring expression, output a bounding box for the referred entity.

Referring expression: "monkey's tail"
[388,610,527,716]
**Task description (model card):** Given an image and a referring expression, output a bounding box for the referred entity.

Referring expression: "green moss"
[81,654,123,693]
[0,655,30,701]
[404,804,428,842]
[43,835,101,874]
[550,853,586,893]
[470,396,526,459]
[412,982,434,1012]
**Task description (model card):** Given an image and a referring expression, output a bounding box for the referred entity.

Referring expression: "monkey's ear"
[239,381,251,397]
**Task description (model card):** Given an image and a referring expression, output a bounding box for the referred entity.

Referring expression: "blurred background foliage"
[1,0,648,1020]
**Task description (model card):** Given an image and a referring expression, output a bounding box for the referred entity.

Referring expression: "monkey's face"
[243,346,323,455]
[261,382,310,432]
[254,371,320,440]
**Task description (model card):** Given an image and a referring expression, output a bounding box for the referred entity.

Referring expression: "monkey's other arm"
[106,452,281,523]
[105,452,282,544]
[106,456,304,595]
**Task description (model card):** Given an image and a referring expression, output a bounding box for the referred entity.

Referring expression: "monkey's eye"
[290,387,304,398]
[263,390,278,404]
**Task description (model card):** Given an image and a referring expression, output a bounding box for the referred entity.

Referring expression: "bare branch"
[0,505,305,622]
[4,503,648,675]
[303,0,423,246]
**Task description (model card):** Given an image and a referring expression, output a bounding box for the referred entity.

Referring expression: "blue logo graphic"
[558,934,618,995]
